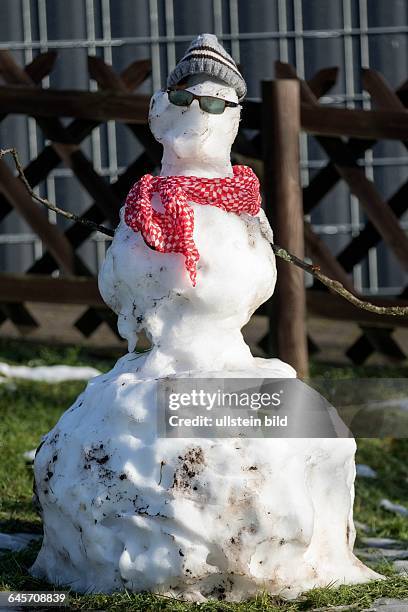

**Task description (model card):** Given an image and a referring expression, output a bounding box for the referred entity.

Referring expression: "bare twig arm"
[1,147,407,316]
[271,244,408,316]
[257,207,408,316]
[0,148,115,238]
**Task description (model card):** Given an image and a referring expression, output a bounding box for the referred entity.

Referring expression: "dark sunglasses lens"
[200,96,226,114]
[168,89,193,106]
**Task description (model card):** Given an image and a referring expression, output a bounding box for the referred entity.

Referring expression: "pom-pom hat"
[167,33,247,101]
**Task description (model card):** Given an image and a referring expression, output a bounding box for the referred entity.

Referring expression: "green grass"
[0,379,84,530]
[0,337,116,371]
[0,343,407,610]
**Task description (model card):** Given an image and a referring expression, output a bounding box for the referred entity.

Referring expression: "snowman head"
[148,33,246,169]
[148,75,241,164]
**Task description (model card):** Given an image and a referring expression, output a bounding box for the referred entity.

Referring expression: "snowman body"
[31,78,381,600]
[98,201,279,374]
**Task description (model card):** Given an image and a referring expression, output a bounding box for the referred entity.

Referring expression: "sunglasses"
[167,88,239,115]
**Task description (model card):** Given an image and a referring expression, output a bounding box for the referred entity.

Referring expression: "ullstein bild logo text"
[167,413,288,428]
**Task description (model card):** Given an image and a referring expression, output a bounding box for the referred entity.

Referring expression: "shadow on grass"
[309,361,408,379]
[0,518,42,535]
[0,541,49,591]
[0,498,42,534]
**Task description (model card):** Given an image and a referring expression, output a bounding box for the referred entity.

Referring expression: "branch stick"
[1,147,408,317]
[0,148,114,237]
[271,245,408,316]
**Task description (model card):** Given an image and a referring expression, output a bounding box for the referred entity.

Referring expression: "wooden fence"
[0,50,408,377]
[241,62,408,377]
[0,50,159,340]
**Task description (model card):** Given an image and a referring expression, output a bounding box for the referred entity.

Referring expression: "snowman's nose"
[188,99,200,110]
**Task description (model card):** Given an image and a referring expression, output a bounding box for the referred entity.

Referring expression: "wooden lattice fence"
[0,50,159,339]
[237,61,408,374]
[1,51,408,375]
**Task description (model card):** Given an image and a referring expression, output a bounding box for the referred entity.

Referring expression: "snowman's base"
[30,352,381,600]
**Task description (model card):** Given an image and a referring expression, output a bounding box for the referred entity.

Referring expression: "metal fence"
[0,0,407,296]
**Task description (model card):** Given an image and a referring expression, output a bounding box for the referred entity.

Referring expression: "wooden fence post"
[262,79,309,378]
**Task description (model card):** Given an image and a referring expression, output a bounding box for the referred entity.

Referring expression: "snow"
[380,499,408,517]
[31,69,381,600]
[23,449,36,463]
[361,537,403,549]
[356,464,378,479]
[98,79,275,363]
[0,532,41,552]
[31,352,380,599]
[0,362,100,383]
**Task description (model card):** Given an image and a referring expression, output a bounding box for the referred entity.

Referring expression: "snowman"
[30,34,381,601]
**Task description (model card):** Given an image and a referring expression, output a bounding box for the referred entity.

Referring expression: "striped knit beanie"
[167,33,247,101]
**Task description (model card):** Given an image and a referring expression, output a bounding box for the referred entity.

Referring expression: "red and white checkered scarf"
[124,165,261,286]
